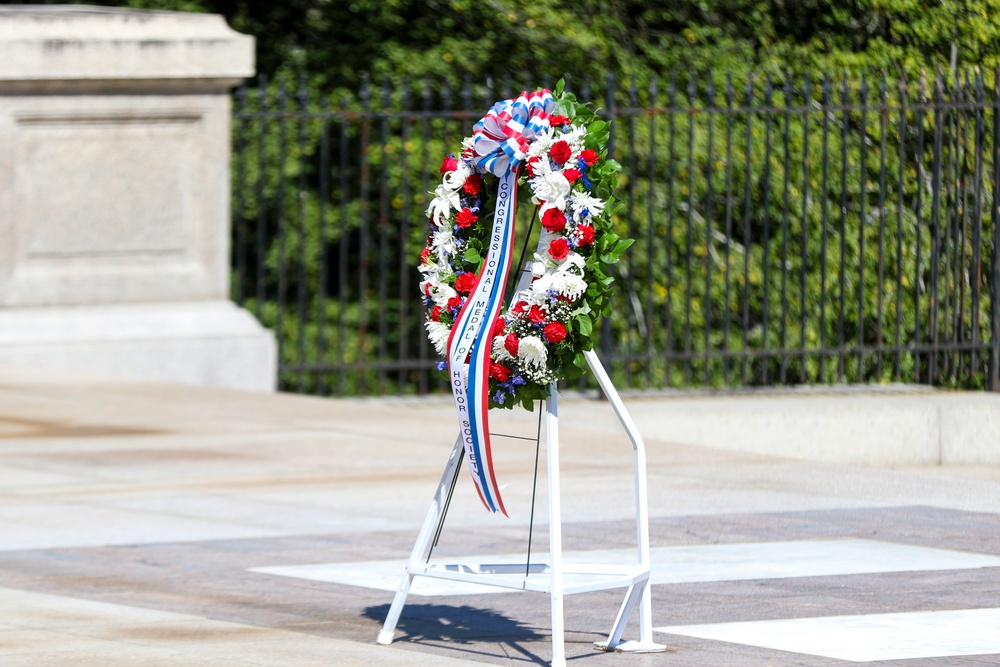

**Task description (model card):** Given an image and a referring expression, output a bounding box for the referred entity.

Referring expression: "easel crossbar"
[406,562,649,595]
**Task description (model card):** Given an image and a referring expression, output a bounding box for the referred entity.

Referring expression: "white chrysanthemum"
[527,251,587,303]
[492,334,514,362]
[567,192,606,222]
[560,124,588,154]
[518,335,548,369]
[425,321,451,356]
[549,268,587,300]
[461,136,475,154]
[529,161,571,210]
[525,127,557,159]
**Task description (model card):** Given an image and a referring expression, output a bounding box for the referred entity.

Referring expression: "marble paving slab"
[249,537,1000,596]
[654,607,1000,662]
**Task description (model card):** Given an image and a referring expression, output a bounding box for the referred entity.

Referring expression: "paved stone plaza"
[1,366,1000,666]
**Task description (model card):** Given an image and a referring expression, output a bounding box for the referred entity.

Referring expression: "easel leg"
[378,435,464,645]
[584,351,666,653]
[545,386,566,667]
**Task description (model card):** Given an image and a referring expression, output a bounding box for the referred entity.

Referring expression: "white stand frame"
[377,350,665,666]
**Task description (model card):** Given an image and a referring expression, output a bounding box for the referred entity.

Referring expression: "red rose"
[548,237,570,261]
[550,114,571,127]
[550,140,572,166]
[463,174,481,195]
[456,208,477,228]
[581,149,600,166]
[504,333,519,357]
[447,295,463,309]
[512,300,528,315]
[490,364,510,382]
[431,305,442,321]
[491,316,506,338]
[541,208,567,232]
[563,168,581,183]
[578,224,595,246]
[454,272,477,294]
[543,321,567,343]
[420,247,431,263]
[440,155,458,173]
[528,304,547,324]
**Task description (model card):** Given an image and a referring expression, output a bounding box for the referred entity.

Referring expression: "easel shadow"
[365,602,551,664]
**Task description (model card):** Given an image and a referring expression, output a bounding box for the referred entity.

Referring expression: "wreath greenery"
[418,80,632,410]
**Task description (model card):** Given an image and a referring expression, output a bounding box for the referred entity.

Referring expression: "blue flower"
[436,361,448,371]
[493,390,507,404]
[511,375,526,387]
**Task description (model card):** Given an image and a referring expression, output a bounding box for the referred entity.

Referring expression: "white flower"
[430,223,455,255]
[427,184,462,226]
[442,164,469,191]
[549,269,587,301]
[561,124,588,153]
[429,282,456,307]
[425,321,451,356]
[518,335,548,369]
[567,192,606,222]
[558,253,586,274]
[529,161,571,210]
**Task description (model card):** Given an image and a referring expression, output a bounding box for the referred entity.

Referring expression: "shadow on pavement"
[365,602,550,664]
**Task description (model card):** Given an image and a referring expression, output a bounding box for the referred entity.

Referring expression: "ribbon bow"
[472,90,555,176]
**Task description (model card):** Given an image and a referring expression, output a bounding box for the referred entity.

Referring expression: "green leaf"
[554,78,565,97]
[614,238,635,254]
[575,314,593,336]
[463,245,482,264]
[553,99,573,119]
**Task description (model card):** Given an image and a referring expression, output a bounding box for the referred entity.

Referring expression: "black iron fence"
[232,70,1000,395]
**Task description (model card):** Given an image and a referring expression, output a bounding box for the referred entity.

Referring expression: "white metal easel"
[377,349,665,666]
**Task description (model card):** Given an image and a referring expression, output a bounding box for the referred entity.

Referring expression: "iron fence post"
[990,69,1000,391]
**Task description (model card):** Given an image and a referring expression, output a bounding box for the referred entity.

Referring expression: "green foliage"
[28,0,1000,88]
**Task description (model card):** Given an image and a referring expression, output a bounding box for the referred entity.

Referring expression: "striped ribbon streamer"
[446,90,554,514]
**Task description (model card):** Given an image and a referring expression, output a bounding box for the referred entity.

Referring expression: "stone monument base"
[0,301,276,391]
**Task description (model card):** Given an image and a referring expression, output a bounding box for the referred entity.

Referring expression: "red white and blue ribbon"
[447,90,554,514]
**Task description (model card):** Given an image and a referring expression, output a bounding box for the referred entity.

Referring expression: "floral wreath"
[418,81,631,410]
